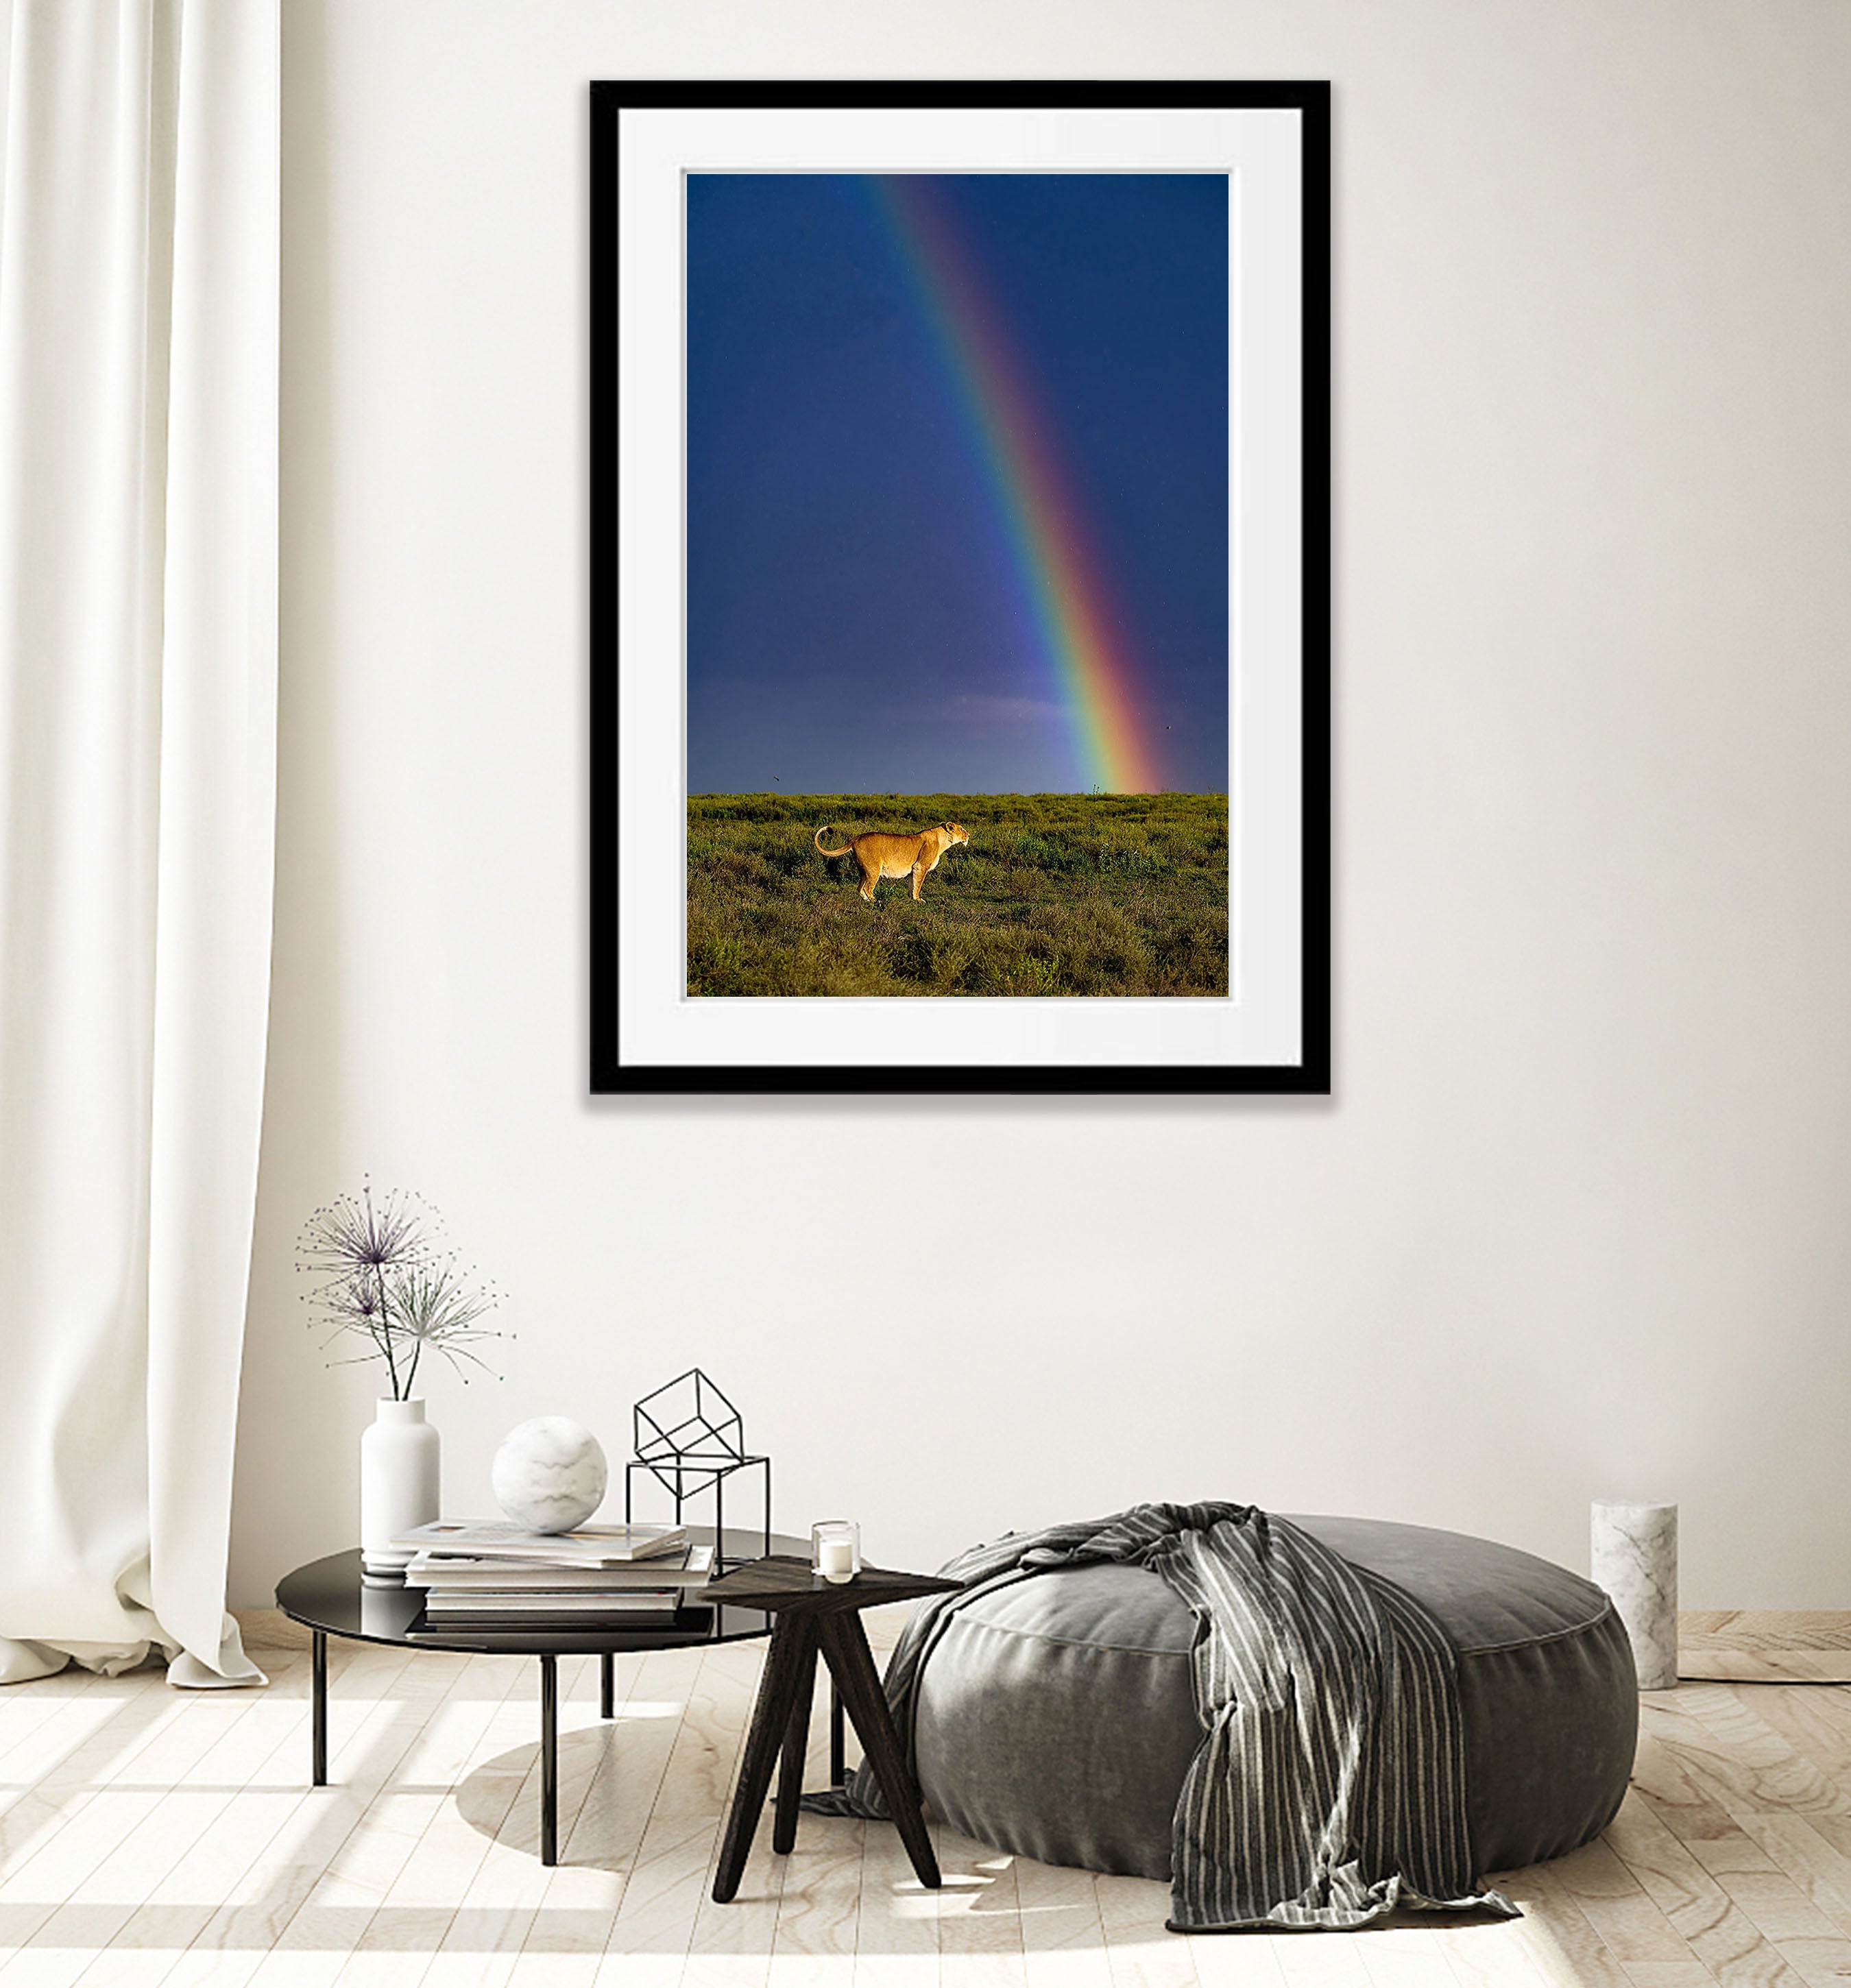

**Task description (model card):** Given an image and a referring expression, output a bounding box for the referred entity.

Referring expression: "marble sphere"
[492,1418,609,1534]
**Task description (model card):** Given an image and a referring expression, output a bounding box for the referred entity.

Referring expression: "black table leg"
[601,1651,614,1721]
[540,1653,559,1866]
[713,1617,814,1903]
[773,1619,819,1854]
[819,1612,940,1889]
[830,1678,845,1788]
[311,1631,328,1786]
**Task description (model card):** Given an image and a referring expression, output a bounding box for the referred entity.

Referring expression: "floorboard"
[0,1613,1847,1988]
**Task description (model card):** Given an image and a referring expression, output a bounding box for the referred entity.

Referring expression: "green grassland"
[687,792,1229,997]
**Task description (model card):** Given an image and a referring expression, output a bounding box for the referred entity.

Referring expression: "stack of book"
[395,1519,712,1627]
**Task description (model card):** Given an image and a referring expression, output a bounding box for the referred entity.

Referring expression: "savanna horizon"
[687,791,1229,998]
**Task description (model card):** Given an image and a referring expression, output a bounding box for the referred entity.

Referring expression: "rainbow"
[868,175,1164,795]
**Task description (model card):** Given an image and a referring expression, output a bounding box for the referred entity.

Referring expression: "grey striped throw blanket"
[810,1503,1519,1932]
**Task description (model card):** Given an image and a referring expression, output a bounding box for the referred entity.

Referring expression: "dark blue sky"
[686,173,1229,795]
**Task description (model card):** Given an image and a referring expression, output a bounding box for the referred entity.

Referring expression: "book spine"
[418,1612,687,1627]
[421,1598,684,1613]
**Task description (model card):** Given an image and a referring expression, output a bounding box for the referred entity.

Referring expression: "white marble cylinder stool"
[1591,1499,1678,1690]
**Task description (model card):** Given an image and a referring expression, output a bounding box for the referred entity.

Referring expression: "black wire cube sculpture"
[625,1369,771,1570]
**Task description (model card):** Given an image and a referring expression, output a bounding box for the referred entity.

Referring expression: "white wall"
[231,0,1851,1611]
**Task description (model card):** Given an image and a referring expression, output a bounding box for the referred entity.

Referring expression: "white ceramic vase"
[360,1398,441,1575]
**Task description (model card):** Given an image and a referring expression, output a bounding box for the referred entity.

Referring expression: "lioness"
[814,821,969,904]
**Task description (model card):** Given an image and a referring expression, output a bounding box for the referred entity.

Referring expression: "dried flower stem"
[296,1182,505,1398]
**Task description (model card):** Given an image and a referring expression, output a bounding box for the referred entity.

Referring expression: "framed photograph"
[590,82,1329,1094]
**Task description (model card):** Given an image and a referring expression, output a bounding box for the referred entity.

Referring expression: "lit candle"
[819,1538,855,1582]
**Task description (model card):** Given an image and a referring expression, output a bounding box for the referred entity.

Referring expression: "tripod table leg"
[601,1651,614,1721]
[819,1612,940,1889]
[773,1619,819,1854]
[540,1653,559,1866]
[713,1619,813,1903]
[311,1632,327,1786]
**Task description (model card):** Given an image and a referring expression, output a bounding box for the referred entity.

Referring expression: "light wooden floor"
[1680,1616,1851,1684]
[7,1616,1851,1988]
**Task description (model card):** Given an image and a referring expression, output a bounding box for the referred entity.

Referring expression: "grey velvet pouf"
[911,1514,1637,1883]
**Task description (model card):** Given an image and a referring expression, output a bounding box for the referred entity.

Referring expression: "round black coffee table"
[276,1526,810,1864]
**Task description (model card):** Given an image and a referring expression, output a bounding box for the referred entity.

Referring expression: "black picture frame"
[590,81,1331,1095]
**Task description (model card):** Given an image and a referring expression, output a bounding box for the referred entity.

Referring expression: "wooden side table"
[702,1555,960,1904]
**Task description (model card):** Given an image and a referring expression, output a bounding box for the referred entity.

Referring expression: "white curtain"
[0,0,278,1686]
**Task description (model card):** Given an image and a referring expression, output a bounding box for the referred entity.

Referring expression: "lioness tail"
[814,825,854,858]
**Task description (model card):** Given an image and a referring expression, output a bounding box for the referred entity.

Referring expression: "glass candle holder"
[812,1519,860,1584]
